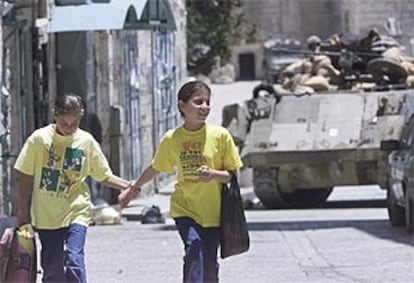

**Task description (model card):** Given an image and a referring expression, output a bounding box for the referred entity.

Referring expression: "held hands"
[118,182,141,209]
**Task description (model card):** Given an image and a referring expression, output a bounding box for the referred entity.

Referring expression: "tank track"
[253,168,333,209]
[253,168,291,209]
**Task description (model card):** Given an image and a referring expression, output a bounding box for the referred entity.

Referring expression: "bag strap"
[228,170,238,181]
[226,171,242,200]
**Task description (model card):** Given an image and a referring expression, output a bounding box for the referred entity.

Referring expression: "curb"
[120,186,259,222]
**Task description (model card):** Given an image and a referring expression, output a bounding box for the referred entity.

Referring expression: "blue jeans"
[36,223,87,283]
[174,217,220,283]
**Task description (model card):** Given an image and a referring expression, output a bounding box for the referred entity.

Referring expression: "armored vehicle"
[223,40,414,232]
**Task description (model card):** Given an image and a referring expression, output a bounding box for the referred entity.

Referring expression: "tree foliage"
[186,0,257,76]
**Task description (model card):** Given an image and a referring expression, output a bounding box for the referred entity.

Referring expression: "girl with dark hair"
[119,80,243,282]
[14,93,133,283]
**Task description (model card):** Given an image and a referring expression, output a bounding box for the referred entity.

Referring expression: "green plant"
[186,0,257,76]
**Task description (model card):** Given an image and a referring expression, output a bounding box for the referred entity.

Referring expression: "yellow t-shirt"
[14,124,113,229]
[152,124,243,227]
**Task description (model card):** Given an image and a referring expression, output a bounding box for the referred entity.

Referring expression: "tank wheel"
[253,168,291,209]
[405,189,414,233]
[253,168,332,209]
[367,57,408,84]
[387,184,406,227]
[254,184,291,209]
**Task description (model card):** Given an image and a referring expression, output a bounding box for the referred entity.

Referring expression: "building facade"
[233,0,414,80]
[0,0,187,215]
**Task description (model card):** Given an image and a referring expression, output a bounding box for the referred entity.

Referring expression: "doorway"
[238,53,255,80]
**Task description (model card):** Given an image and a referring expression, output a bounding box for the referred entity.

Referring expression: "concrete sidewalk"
[120,182,258,222]
[121,184,173,222]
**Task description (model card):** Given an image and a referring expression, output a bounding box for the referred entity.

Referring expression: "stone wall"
[234,0,414,79]
[347,0,414,51]
[134,0,188,180]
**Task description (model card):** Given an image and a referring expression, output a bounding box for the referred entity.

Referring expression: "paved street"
[84,185,414,283]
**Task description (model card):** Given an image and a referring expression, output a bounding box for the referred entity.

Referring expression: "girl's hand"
[118,187,140,208]
[118,188,130,208]
[197,165,214,182]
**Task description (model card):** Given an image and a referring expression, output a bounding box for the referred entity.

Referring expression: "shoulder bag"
[220,174,250,259]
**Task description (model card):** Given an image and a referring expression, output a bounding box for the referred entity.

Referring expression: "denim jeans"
[36,223,87,283]
[174,217,220,283]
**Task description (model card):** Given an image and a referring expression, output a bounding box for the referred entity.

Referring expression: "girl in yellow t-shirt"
[14,93,132,283]
[119,80,243,282]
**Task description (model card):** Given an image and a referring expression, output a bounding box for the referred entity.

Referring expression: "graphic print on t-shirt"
[39,143,84,197]
[180,141,207,182]
[63,148,83,171]
[57,170,77,195]
[40,167,60,191]
[46,144,61,167]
